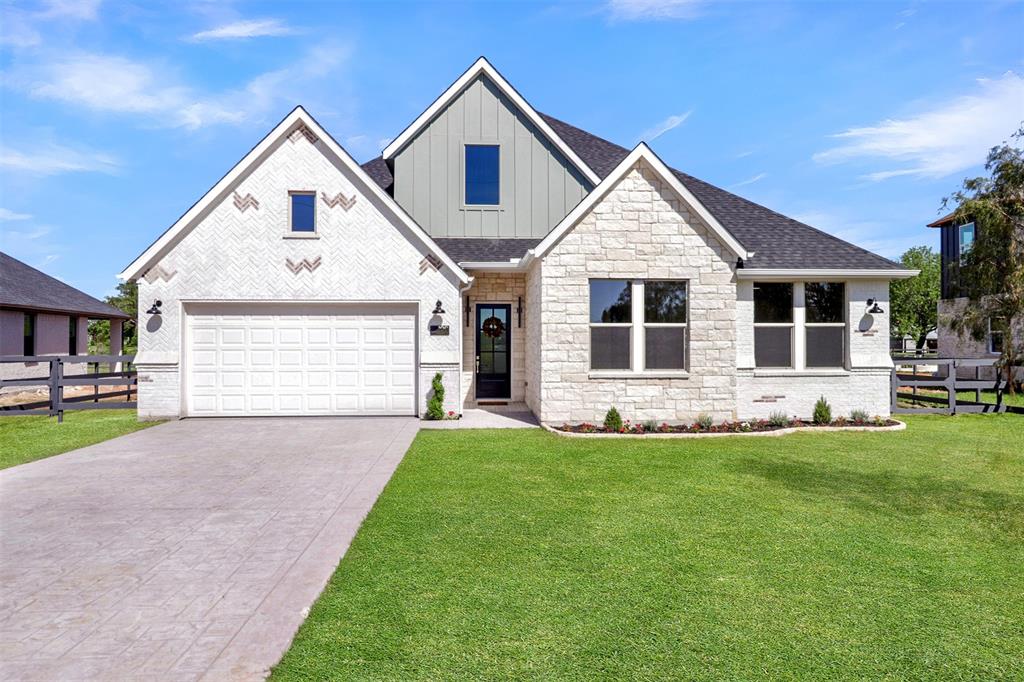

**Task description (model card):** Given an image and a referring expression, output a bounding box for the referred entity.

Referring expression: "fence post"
[947,360,957,415]
[47,358,65,423]
[890,365,898,412]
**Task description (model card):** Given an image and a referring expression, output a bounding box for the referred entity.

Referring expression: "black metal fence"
[0,355,137,422]
[891,357,1021,415]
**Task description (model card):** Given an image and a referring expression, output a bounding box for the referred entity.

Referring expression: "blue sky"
[1,0,1022,299]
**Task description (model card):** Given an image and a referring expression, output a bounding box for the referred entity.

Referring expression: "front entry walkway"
[0,417,418,681]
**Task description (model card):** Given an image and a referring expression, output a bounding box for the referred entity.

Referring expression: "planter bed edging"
[542,420,907,439]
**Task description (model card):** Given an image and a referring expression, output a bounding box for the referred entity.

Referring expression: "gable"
[119,108,468,284]
[390,73,593,240]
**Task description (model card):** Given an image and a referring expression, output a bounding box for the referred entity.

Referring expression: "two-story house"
[120,57,917,422]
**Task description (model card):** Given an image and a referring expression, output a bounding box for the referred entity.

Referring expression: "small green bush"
[696,413,714,430]
[768,411,789,428]
[426,372,445,420]
[643,419,658,432]
[850,409,869,423]
[603,407,623,431]
[813,396,832,425]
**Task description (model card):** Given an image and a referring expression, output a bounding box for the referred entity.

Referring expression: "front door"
[475,304,511,399]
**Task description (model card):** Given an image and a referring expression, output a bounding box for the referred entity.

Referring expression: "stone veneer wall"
[937,297,1023,381]
[536,160,738,424]
[461,272,527,407]
[135,122,463,419]
[524,261,543,414]
[735,279,894,419]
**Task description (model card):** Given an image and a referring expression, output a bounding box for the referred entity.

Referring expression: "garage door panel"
[188,305,417,416]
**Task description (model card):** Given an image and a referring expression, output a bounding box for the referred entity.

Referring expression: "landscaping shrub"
[850,409,869,423]
[813,396,832,425]
[768,411,789,428]
[603,407,623,431]
[696,413,714,430]
[426,372,445,420]
[643,419,658,432]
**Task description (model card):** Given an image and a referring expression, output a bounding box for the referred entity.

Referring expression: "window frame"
[958,222,975,257]
[23,313,35,357]
[753,282,795,369]
[588,279,690,375]
[988,317,1005,355]
[803,282,847,369]
[68,315,79,356]
[461,142,502,210]
[286,190,318,238]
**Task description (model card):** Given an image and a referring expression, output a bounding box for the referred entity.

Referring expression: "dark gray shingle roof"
[434,238,542,263]
[361,114,903,270]
[0,252,129,319]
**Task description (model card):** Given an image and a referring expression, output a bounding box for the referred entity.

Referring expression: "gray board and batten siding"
[391,74,592,240]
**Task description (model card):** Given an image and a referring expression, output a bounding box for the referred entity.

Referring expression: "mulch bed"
[556,418,901,435]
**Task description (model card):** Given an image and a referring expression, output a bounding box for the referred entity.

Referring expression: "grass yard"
[0,409,158,470]
[274,415,1024,680]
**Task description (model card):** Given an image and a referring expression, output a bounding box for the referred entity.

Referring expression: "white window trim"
[589,280,690,378]
[753,281,848,371]
[286,190,318,238]
[461,141,503,211]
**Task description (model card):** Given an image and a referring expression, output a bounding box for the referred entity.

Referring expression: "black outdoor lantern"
[432,300,446,315]
[146,300,163,315]
[866,298,884,315]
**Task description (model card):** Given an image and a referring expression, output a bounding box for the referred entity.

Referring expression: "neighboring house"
[120,57,916,423]
[927,213,1022,375]
[0,251,130,386]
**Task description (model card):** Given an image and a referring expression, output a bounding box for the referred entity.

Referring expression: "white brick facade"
[135,123,463,419]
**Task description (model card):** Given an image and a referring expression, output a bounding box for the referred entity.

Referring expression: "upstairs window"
[959,222,975,256]
[69,316,79,356]
[753,283,793,368]
[289,192,316,233]
[465,144,499,205]
[23,313,35,356]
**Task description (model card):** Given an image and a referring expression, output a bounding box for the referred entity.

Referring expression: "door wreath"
[482,315,505,339]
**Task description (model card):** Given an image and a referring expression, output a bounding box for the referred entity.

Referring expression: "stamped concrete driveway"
[0,417,418,681]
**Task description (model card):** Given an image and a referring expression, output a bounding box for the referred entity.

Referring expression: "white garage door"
[186,303,416,416]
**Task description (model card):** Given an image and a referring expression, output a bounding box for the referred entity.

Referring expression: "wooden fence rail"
[891,357,1021,415]
[0,355,137,422]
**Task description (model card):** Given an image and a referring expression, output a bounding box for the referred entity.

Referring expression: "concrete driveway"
[0,417,418,681]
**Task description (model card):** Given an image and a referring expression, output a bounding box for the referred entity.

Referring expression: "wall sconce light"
[432,300,445,315]
[516,296,523,328]
[146,300,163,315]
[866,298,884,314]
[429,300,450,336]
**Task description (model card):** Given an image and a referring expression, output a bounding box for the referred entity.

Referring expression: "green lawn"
[0,409,158,470]
[274,415,1023,681]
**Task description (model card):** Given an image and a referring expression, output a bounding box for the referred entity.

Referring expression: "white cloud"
[638,110,692,142]
[38,0,102,21]
[0,208,33,221]
[0,141,120,176]
[730,172,767,189]
[190,18,296,42]
[606,0,706,21]
[814,72,1024,182]
[11,42,351,130]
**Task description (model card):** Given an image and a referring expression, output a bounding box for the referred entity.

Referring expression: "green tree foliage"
[87,280,138,354]
[890,246,940,349]
[426,372,446,420]
[812,396,832,425]
[943,128,1024,391]
[603,406,623,431]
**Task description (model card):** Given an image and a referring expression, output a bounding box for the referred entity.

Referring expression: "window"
[753,283,793,367]
[589,280,689,372]
[69,316,79,356]
[289,192,316,233]
[644,281,688,370]
[465,144,499,205]
[804,283,845,367]
[23,313,35,356]
[959,222,975,256]
[589,280,632,370]
[989,317,1005,354]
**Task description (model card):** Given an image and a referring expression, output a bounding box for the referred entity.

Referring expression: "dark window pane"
[465,144,499,205]
[805,282,845,323]
[591,327,630,370]
[291,194,315,232]
[754,283,793,323]
[69,316,78,356]
[644,281,687,323]
[806,327,844,367]
[590,280,632,323]
[23,313,35,356]
[645,326,686,370]
[754,326,792,367]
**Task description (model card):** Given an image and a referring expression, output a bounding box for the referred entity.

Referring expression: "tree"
[890,246,940,349]
[942,127,1024,391]
[88,280,138,354]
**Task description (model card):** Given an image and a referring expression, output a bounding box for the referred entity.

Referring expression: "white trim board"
[381,57,601,187]
[524,143,753,264]
[736,269,919,280]
[119,107,470,285]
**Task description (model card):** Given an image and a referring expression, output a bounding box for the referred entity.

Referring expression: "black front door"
[476,304,511,399]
